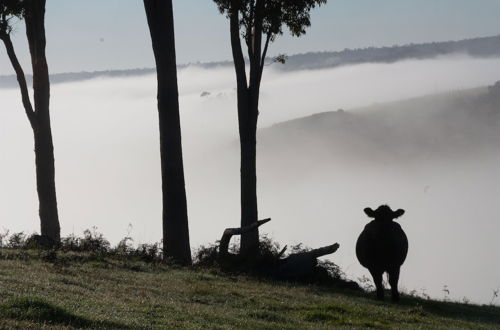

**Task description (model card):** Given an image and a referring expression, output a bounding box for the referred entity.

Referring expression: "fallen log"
[218,218,340,280]
[275,243,340,279]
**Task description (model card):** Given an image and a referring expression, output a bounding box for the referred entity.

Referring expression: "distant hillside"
[0,68,157,89]
[259,83,500,164]
[1,35,500,89]
[278,34,500,71]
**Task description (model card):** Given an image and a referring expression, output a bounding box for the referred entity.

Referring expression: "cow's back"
[356,221,408,271]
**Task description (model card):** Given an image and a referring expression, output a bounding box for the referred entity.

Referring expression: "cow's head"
[364,205,405,223]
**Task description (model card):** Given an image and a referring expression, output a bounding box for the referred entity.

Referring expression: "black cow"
[356,205,408,302]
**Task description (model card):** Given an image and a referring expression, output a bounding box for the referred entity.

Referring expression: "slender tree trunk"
[144,0,191,265]
[33,124,60,241]
[238,91,259,255]
[228,2,263,256]
[1,0,61,242]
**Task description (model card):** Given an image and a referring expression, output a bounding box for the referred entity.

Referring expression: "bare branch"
[260,32,272,73]
[277,245,288,258]
[1,33,37,129]
[249,0,264,89]
[219,218,271,256]
[276,243,340,279]
[229,1,248,89]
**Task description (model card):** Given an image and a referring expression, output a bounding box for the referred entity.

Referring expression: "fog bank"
[0,55,499,304]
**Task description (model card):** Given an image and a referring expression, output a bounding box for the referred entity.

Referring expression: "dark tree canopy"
[0,0,25,16]
[0,0,26,37]
[214,0,326,61]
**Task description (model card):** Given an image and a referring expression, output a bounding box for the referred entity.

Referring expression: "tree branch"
[246,25,253,64]
[229,1,248,89]
[246,0,256,58]
[276,243,340,279]
[0,33,37,130]
[219,218,271,257]
[249,0,264,90]
[260,32,272,75]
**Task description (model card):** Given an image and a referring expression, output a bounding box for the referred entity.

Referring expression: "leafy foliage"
[60,227,111,254]
[0,0,26,38]
[0,229,164,263]
[8,232,27,249]
[214,0,327,78]
[214,0,327,41]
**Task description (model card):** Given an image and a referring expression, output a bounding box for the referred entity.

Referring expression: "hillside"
[259,85,500,165]
[1,34,500,89]
[0,249,499,329]
[279,34,500,71]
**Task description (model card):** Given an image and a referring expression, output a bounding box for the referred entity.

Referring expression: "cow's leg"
[388,267,400,302]
[369,268,384,300]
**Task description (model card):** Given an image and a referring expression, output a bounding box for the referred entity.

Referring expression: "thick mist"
[0,55,499,304]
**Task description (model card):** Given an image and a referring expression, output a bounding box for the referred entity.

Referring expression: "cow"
[356,205,408,302]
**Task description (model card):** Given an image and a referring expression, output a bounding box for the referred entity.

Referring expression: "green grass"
[0,249,498,329]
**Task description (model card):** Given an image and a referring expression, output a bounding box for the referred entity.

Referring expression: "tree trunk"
[238,91,259,255]
[33,125,60,241]
[25,0,60,242]
[144,0,191,265]
[228,3,262,256]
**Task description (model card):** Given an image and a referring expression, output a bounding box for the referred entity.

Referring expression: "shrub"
[193,243,219,267]
[193,235,357,290]
[126,243,162,263]
[8,232,27,249]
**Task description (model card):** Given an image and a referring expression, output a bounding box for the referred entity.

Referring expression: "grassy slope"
[0,250,499,329]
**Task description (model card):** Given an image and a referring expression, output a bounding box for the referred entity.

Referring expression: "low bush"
[193,235,358,290]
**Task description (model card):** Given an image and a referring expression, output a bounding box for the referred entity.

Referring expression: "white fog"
[1,55,499,304]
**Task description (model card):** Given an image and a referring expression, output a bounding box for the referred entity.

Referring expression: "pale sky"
[1,0,500,74]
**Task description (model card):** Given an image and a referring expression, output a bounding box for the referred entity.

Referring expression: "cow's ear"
[364,207,376,218]
[394,209,405,219]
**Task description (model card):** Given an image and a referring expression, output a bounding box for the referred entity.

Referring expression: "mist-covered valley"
[1,55,499,304]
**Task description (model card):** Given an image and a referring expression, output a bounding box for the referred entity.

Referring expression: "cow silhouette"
[356,205,408,302]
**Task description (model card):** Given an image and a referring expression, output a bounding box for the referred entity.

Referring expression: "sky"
[1,0,500,74]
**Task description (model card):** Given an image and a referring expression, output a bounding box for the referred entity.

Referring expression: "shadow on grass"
[401,296,500,326]
[0,296,128,329]
[307,286,500,326]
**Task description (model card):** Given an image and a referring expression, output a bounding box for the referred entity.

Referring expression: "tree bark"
[2,0,62,242]
[0,34,36,129]
[144,0,191,265]
[229,2,262,256]
[238,92,260,255]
